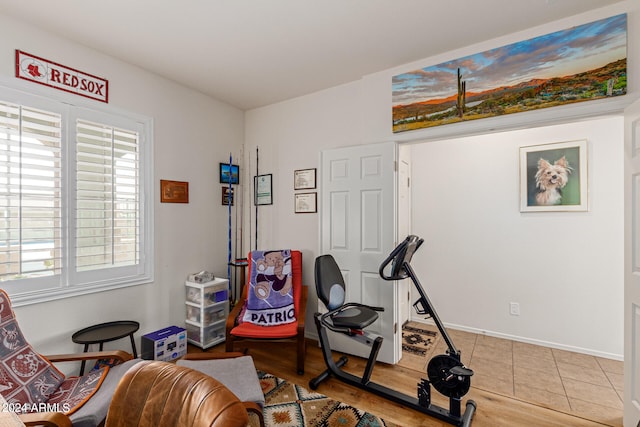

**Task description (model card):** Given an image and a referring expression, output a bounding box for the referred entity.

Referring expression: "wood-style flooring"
[190,335,623,427]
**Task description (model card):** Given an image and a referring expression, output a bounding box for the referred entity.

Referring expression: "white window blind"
[75,120,139,271]
[0,101,62,281]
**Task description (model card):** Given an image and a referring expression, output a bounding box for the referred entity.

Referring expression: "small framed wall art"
[220,163,239,184]
[294,168,316,190]
[222,186,234,205]
[161,179,189,203]
[519,139,588,212]
[295,192,317,213]
[255,174,273,205]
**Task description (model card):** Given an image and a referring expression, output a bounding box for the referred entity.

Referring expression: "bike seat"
[331,305,379,330]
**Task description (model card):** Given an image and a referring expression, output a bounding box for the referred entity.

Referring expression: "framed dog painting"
[519,140,588,212]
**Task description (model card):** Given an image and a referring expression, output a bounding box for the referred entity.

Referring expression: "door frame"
[624,98,640,426]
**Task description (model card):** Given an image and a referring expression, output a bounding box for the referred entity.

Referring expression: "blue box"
[214,289,228,302]
[141,326,187,362]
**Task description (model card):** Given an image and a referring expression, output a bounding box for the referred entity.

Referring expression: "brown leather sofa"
[104,360,249,427]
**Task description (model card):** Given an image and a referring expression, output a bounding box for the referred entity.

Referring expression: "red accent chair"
[225,250,307,375]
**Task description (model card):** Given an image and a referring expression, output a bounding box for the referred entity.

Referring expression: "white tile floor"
[405,323,623,426]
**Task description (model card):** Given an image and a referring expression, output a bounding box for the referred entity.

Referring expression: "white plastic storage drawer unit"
[185,278,229,349]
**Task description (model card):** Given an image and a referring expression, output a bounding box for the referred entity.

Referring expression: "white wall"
[410,117,623,358]
[0,1,635,363]
[245,1,639,358]
[0,15,244,361]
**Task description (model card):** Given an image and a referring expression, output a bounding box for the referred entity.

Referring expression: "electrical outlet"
[510,302,520,316]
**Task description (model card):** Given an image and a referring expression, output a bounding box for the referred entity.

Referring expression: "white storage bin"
[185,278,229,349]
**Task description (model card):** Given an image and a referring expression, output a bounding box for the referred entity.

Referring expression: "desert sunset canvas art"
[392,14,627,133]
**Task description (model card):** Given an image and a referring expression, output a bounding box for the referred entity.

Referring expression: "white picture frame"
[519,139,588,212]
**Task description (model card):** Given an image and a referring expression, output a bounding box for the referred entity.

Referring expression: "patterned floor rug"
[258,371,400,427]
[398,321,439,372]
[402,322,438,356]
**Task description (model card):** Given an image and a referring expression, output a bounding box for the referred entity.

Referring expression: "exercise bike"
[310,235,476,427]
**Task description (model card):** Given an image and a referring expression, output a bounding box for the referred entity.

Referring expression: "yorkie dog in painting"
[534,156,572,205]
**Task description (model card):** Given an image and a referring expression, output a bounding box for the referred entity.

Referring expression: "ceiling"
[0,0,624,110]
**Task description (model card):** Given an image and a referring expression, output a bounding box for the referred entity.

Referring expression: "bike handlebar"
[379,235,423,280]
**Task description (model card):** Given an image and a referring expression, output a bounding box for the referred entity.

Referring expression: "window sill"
[7,278,153,307]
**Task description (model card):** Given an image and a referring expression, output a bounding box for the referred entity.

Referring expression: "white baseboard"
[305,318,623,362]
[409,317,623,361]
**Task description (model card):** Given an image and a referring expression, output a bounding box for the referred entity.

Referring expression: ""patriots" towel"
[242,249,296,326]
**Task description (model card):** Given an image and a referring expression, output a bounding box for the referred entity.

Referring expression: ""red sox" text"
[50,69,105,96]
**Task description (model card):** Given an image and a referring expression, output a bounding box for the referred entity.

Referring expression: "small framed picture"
[519,139,588,212]
[220,163,239,184]
[222,186,234,205]
[294,168,316,190]
[255,174,273,205]
[160,180,189,203]
[295,192,317,213]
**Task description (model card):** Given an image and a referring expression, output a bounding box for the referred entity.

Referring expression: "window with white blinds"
[0,85,153,303]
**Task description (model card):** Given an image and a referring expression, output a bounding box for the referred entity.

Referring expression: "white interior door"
[625,99,640,426]
[320,141,399,364]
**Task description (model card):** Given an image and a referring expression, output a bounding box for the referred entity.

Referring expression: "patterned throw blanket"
[0,290,108,415]
[242,250,296,326]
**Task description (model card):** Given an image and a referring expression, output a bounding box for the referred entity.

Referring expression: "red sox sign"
[15,50,109,103]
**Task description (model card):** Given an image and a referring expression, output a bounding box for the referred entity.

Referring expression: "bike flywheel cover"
[427,354,471,398]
